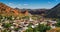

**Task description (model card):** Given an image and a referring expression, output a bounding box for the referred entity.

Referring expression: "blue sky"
[0,0,60,9]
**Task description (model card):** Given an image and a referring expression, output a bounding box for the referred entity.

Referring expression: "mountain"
[18,9,48,15]
[0,2,19,16]
[0,2,49,16]
[45,3,60,18]
[28,9,47,15]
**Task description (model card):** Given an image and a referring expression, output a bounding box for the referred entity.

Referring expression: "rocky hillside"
[46,3,60,18]
[0,2,19,16]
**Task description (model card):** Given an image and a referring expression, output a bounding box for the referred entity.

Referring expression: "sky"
[0,0,60,9]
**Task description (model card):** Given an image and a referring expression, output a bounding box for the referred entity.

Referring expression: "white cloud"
[48,1,51,4]
[9,3,12,4]
[7,3,28,9]
[18,4,21,6]
[8,3,22,8]
[23,4,28,5]
[8,2,14,5]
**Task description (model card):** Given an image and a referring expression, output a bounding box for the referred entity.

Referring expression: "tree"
[25,28,33,32]
[25,23,51,32]
[37,24,51,32]
[55,19,60,27]
[22,16,29,19]
[3,23,12,28]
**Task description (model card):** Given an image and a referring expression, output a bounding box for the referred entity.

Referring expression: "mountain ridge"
[46,3,60,18]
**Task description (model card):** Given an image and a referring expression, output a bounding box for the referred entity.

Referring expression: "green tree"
[3,23,12,28]
[25,23,51,32]
[55,19,60,27]
[37,24,51,32]
[25,28,33,32]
